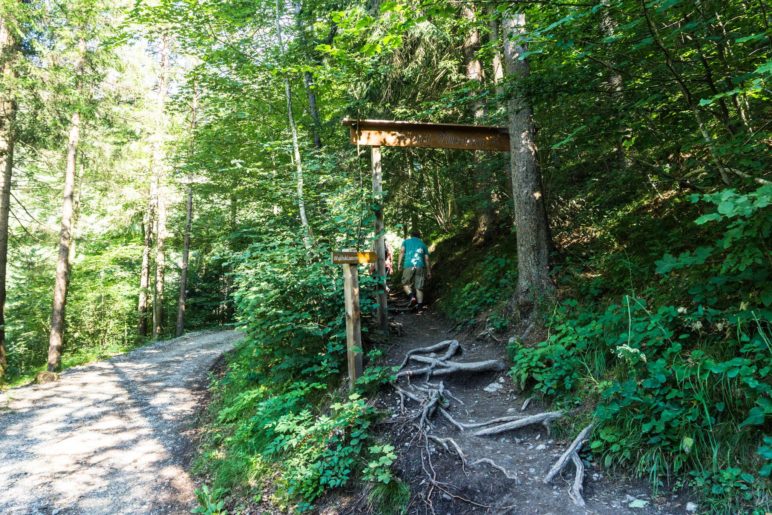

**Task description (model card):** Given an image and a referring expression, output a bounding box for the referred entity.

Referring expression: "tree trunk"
[47,111,80,371]
[175,183,192,337]
[600,0,629,170]
[304,71,322,149]
[137,188,153,337]
[464,5,495,246]
[153,176,167,339]
[488,8,505,99]
[0,12,17,380]
[503,13,555,317]
[176,87,198,337]
[276,0,312,247]
[152,35,170,340]
[293,1,323,150]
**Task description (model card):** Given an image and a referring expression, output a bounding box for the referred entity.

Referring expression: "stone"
[483,382,503,393]
[685,502,698,512]
[535,444,547,451]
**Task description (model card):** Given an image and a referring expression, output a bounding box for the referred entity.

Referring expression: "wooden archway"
[342,118,510,331]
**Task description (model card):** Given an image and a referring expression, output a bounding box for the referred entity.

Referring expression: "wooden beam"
[343,118,509,152]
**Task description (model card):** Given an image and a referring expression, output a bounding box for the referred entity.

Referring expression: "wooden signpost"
[333,250,376,389]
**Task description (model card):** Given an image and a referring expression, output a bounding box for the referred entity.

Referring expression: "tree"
[0,5,18,380]
[275,0,311,248]
[47,35,85,372]
[503,11,554,318]
[176,86,197,337]
[463,4,495,246]
[152,34,170,340]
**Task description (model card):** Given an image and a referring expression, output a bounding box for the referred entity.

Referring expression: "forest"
[0,0,769,513]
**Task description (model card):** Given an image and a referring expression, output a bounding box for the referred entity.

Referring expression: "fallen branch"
[473,411,563,437]
[520,396,534,411]
[543,423,593,484]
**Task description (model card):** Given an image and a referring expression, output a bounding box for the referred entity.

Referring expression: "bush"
[195,226,396,510]
[508,186,772,511]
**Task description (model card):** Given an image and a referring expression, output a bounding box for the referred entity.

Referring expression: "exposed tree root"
[398,358,506,379]
[520,396,534,411]
[473,411,563,436]
[543,423,593,483]
[428,435,467,467]
[543,423,593,508]
[391,338,590,510]
[396,339,505,380]
[569,452,586,507]
[472,458,519,483]
[398,340,459,370]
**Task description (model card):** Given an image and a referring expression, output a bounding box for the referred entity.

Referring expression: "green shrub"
[195,224,396,511]
[508,186,771,511]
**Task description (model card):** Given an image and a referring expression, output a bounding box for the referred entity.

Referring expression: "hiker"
[397,231,431,309]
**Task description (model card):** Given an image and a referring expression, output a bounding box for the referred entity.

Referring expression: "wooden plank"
[343,119,509,151]
[332,251,376,265]
[342,263,363,389]
[371,146,388,332]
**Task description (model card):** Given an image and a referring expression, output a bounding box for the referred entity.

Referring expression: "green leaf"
[739,406,765,428]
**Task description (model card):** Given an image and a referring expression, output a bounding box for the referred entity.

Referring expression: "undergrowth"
[193,232,404,513]
[440,185,772,512]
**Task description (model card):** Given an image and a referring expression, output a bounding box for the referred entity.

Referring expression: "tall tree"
[152,34,170,340]
[294,1,323,150]
[275,0,311,247]
[138,181,154,337]
[0,6,18,380]
[47,37,85,372]
[503,12,554,318]
[600,0,628,169]
[176,86,197,337]
[463,5,495,245]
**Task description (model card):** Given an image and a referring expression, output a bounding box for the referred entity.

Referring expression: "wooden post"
[371,145,388,332]
[343,262,363,388]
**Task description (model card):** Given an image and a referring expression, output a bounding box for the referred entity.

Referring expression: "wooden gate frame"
[342,118,510,334]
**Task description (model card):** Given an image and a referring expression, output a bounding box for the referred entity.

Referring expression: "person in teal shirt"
[397,231,431,309]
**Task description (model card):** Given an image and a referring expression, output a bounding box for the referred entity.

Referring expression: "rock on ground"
[0,331,240,515]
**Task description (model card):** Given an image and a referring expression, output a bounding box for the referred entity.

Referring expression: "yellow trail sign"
[332,251,376,265]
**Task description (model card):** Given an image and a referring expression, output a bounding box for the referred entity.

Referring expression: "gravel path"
[0,330,241,515]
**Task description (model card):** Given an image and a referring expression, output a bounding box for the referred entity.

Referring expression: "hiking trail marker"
[333,250,376,389]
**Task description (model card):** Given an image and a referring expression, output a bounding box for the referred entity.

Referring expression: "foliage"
[436,242,518,325]
[193,485,228,515]
[3,0,770,512]
[507,187,771,510]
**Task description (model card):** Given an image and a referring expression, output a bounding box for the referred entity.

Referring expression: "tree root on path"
[472,458,519,483]
[396,339,505,379]
[473,411,563,436]
[543,423,593,507]
[390,339,588,510]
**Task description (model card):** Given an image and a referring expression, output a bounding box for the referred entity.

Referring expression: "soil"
[356,306,695,515]
[0,330,241,515]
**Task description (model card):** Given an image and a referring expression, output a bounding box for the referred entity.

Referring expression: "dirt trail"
[0,330,241,515]
[378,308,690,515]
